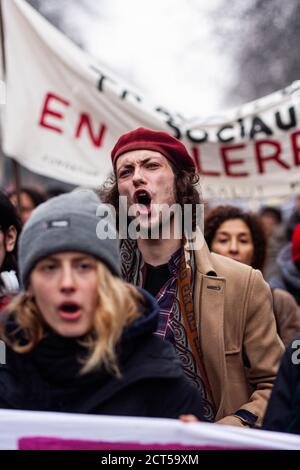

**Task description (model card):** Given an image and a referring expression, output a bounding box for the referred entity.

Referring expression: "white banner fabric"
[0,409,300,450]
[2,0,300,199]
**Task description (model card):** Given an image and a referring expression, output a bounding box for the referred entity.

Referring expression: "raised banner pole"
[0,0,5,77]
[0,0,22,209]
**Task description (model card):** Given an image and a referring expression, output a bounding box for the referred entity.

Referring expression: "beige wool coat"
[193,238,284,426]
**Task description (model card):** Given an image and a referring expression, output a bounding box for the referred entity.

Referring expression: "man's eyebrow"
[116,163,134,177]
[141,157,157,164]
[138,157,162,166]
[118,156,161,172]
[119,163,134,169]
[118,157,156,169]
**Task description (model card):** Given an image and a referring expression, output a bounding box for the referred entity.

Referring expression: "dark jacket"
[0,289,206,420]
[271,288,300,348]
[263,333,300,434]
[269,244,300,306]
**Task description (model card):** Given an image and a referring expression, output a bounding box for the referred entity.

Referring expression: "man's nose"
[132,167,146,186]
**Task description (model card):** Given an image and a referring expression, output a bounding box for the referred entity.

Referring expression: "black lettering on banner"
[120,90,142,103]
[275,106,296,130]
[90,65,117,92]
[249,116,273,139]
[217,125,234,143]
[155,107,181,139]
[237,118,246,138]
[186,128,208,143]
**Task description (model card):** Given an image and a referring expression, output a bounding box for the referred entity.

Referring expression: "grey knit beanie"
[19,190,120,286]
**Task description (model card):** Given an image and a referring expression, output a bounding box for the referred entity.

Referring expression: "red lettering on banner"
[221,144,249,177]
[291,130,300,166]
[39,92,70,133]
[191,146,221,176]
[255,140,290,174]
[75,114,107,148]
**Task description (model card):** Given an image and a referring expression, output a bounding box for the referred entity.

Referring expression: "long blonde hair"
[0,262,144,376]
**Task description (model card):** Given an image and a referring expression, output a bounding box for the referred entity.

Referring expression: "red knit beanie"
[292,223,300,262]
[111,127,195,171]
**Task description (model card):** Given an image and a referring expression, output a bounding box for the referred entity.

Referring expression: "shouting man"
[100,127,284,427]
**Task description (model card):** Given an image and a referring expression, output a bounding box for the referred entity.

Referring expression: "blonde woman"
[0,190,205,419]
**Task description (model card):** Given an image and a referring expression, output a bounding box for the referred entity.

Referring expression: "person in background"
[259,206,287,281]
[260,207,283,238]
[205,205,300,347]
[269,223,300,307]
[263,333,300,434]
[8,186,46,224]
[100,127,284,427]
[286,195,300,240]
[0,192,22,312]
[0,190,206,420]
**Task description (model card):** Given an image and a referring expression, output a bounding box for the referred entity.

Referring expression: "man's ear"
[5,226,17,253]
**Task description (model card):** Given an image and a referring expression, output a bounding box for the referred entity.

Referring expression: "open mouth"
[134,190,152,209]
[60,303,79,313]
[58,302,81,320]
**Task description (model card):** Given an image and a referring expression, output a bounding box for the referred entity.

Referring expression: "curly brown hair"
[204,205,267,270]
[98,164,202,232]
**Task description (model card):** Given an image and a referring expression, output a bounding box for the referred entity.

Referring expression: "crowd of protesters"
[0,128,300,436]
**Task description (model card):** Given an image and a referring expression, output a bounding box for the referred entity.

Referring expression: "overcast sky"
[64,0,232,119]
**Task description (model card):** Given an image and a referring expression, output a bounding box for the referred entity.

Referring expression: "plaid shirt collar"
[120,240,192,341]
[149,247,184,341]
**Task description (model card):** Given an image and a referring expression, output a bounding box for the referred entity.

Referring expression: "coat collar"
[192,228,218,277]
[192,228,227,418]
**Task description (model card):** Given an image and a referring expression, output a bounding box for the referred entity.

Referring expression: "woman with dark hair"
[0,192,22,311]
[205,206,266,270]
[205,205,300,347]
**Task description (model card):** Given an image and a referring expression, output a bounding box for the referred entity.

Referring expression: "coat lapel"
[193,235,227,418]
